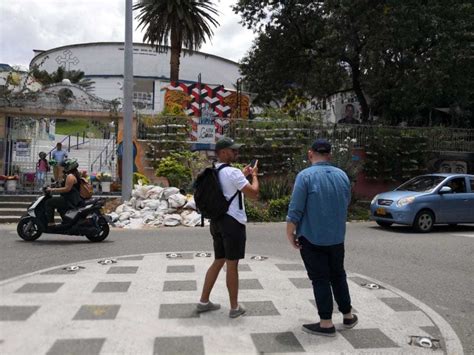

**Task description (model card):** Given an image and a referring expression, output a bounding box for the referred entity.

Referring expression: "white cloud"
[0,0,255,68]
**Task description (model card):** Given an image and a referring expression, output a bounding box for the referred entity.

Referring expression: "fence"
[139,117,474,152]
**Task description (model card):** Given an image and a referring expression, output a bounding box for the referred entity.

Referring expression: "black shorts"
[210,214,246,260]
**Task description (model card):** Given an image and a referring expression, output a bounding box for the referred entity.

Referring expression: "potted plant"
[4,175,19,192]
[97,172,112,193]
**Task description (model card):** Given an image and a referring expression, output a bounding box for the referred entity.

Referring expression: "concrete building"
[30,42,241,114]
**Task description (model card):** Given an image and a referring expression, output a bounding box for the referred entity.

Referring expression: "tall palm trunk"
[170,26,181,83]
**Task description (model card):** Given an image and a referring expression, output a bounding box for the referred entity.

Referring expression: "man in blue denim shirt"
[286,139,358,337]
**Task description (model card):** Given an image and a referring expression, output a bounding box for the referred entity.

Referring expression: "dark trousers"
[299,237,352,320]
[45,196,69,223]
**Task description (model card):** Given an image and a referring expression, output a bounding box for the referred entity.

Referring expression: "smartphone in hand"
[250,159,258,169]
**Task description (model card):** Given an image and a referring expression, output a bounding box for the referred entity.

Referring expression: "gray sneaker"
[229,305,246,318]
[196,301,221,313]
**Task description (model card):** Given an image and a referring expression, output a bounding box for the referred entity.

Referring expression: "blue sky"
[0,0,255,69]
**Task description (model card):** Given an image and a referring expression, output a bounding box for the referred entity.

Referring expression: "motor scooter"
[17,188,110,242]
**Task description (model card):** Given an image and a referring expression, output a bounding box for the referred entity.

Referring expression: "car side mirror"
[439,186,452,194]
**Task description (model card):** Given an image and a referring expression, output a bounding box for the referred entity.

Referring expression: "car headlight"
[396,196,415,207]
[371,194,379,205]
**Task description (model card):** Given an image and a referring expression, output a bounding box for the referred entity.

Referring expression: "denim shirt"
[286,162,351,246]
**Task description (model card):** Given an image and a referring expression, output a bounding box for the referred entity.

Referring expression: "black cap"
[215,137,244,152]
[311,139,331,153]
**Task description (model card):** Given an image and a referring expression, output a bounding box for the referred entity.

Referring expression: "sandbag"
[168,193,187,208]
[146,186,164,200]
[162,187,180,200]
[163,214,182,226]
[181,211,202,227]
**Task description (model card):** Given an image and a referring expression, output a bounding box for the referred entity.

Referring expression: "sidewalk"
[0,252,462,354]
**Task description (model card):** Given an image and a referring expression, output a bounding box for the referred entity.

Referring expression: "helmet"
[61,158,79,172]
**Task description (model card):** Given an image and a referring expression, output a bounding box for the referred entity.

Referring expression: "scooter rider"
[45,159,84,226]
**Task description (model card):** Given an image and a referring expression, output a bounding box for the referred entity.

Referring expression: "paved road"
[0,222,473,353]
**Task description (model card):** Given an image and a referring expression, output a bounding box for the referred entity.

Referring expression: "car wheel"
[413,210,435,233]
[376,221,393,228]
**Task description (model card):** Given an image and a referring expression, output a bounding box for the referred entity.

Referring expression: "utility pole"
[122,0,133,201]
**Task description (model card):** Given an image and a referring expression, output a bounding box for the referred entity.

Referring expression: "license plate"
[376,208,386,215]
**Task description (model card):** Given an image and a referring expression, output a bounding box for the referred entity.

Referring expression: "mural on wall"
[427,152,474,174]
[164,82,249,142]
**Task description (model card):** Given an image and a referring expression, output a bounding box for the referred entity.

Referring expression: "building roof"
[30,42,238,68]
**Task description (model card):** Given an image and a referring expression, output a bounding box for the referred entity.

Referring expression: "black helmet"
[61,158,79,172]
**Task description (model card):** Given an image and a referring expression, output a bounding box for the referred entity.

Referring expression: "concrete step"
[0,208,28,216]
[0,201,32,208]
[0,195,37,203]
[0,215,62,224]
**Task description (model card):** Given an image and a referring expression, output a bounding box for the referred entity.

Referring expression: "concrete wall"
[31,43,240,89]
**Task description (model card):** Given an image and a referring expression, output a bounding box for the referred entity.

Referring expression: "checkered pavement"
[0,252,455,354]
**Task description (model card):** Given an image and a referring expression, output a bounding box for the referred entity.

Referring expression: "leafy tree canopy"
[234,0,474,126]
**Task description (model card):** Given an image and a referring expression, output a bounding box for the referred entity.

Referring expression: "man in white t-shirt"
[197,137,259,318]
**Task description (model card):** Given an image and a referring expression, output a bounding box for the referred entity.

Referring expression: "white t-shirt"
[215,163,249,225]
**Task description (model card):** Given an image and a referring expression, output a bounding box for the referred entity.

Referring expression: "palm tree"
[134,0,219,83]
[31,66,95,91]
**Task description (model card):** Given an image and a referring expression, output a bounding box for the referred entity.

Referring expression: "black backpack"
[194,164,243,221]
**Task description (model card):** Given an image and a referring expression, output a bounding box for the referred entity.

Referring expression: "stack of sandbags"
[107,184,207,229]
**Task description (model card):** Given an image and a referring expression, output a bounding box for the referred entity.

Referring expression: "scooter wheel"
[86,217,110,242]
[17,216,42,241]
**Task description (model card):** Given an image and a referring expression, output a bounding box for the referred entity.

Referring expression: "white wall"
[31,43,240,88]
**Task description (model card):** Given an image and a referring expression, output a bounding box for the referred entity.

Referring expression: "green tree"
[31,66,94,91]
[134,0,219,82]
[234,0,474,126]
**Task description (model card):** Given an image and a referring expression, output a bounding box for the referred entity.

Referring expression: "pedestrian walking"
[286,138,358,336]
[195,137,259,318]
[35,151,49,190]
[51,142,68,183]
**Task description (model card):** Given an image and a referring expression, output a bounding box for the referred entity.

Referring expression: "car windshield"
[396,176,446,192]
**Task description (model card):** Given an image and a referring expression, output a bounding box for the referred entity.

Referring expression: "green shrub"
[133,172,150,185]
[245,200,270,222]
[259,176,293,201]
[267,196,291,220]
[155,156,191,189]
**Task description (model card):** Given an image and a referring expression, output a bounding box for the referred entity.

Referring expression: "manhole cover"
[195,252,211,258]
[63,265,85,272]
[98,259,117,265]
[166,253,182,259]
[361,283,383,290]
[409,336,441,350]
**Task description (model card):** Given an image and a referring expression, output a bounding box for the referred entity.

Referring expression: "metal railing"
[47,131,89,159]
[90,137,116,173]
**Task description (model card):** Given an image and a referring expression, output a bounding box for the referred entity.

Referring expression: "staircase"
[0,195,37,224]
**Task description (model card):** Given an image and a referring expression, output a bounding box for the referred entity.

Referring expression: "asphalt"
[0,222,472,354]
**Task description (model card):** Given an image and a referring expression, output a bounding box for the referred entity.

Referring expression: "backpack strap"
[215,164,243,210]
